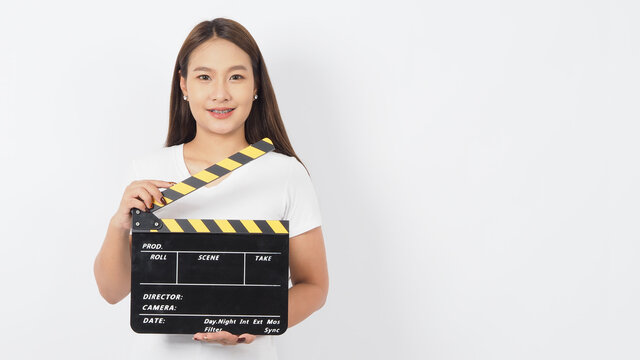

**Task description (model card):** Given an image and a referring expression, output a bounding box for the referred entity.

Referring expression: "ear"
[179,69,187,97]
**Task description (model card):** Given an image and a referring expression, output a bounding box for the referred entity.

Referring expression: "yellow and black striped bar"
[143,219,289,234]
[149,137,275,212]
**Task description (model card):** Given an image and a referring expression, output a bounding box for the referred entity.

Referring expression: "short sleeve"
[283,159,323,238]
[120,158,140,191]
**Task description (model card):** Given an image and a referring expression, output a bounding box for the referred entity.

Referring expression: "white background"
[1,0,638,359]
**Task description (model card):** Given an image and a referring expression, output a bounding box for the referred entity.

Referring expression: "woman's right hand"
[111,180,176,231]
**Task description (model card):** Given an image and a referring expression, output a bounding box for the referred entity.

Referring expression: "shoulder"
[261,151,309,176]
[259,150,292,163]
[249,151,312,189]
[254,151,297,172]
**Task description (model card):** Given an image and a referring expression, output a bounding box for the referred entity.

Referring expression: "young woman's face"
[180,38,256,137]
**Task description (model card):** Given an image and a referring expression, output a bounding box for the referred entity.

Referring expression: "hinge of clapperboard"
[130,137,289,235]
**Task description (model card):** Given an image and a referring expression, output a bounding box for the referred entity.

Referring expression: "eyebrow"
[192,65,248,72]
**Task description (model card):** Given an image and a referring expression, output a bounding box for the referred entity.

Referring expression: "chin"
[205,124,243,136]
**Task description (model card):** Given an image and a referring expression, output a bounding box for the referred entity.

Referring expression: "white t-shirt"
[122,143,323,360]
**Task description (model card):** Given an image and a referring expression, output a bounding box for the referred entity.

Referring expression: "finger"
[136,183,164,210]
[124,183,154,210]
[124,198,149,215]
[124,181,174,207]
[145,181,178,208]
[194,331,238,344]
[147,180,177,188]
[238,334,256,344]
[148,180,177,198]
[139,183,168,209]
[218,332,239,346]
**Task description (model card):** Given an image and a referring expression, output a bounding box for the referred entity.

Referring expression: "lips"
[208,108,235,119]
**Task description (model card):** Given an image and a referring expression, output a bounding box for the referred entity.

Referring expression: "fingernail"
[237,337,245,343]
[161,197,167,205]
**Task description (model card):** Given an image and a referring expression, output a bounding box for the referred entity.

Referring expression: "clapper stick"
[130,137,289,335]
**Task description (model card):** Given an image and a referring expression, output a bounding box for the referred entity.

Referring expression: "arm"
[93,217,133,304]
[94,180,173,304]
[287,226,329,328]
[193,224,329,344]
[193,225,330,344]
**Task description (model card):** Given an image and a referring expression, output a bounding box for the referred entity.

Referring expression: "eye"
[197,75,210,80]
[231,74,244,80]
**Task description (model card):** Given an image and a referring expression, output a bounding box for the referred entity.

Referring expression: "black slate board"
[130,231,289,335]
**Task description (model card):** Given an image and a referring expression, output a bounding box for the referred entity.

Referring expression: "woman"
[94,18,328,359]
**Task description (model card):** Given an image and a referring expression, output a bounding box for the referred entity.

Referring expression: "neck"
[185,126,250,162]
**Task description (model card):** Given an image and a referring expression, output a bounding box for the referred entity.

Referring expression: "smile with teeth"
[209,108,234,113]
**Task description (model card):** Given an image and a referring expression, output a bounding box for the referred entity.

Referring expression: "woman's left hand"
[193,331,256,345]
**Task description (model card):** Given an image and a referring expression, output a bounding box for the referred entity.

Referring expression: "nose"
[209,77,230,102]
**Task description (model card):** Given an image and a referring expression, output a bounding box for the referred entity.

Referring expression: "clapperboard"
[130,137,288,335]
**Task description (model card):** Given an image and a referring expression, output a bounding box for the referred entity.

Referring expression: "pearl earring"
[183,95,188,101]
[254,94,258,100]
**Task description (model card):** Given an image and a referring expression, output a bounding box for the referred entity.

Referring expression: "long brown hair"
[165,18,308,174]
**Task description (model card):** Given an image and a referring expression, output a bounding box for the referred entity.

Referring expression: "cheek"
[236,83,255,101]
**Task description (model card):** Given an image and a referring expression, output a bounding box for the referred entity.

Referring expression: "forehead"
[189,38,252,70]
